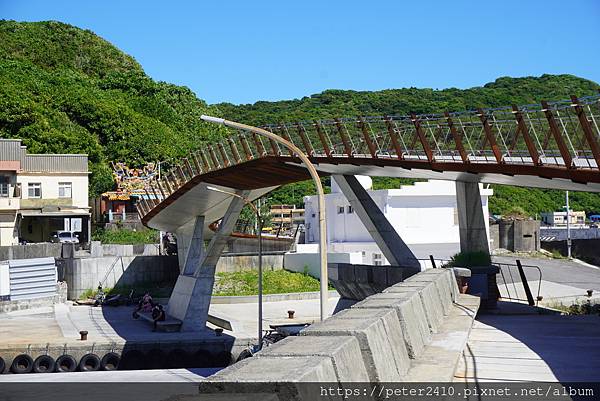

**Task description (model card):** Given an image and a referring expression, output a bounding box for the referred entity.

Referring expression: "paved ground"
[0,367,214,382]
[209,296,340,338]
[455,304,600,382]
[492,255,600,307]
[493,255,600,291]
[0,296,341,346]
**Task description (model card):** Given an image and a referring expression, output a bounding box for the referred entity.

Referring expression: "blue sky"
[1,0,599,104]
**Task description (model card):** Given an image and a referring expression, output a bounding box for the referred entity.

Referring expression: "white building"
[0,139,90,246]
[540,211,586,227]
[301,177,493,265]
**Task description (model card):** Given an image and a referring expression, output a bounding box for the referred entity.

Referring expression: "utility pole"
[566,191,572,258]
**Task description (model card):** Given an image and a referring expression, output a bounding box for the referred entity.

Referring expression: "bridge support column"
[167,190,249,331]
[176,216,205,275]
[332,175,420,268]
[455,181,490,255]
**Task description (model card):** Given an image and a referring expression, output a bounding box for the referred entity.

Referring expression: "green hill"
[217,77,600,216]
[0,20,223,195]
[1,20,599,215]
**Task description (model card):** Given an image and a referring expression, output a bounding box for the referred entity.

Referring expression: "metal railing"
[494,260,542,306]
[136,95,600,220]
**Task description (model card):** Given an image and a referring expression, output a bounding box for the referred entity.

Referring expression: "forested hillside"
[0,20,224,195]
[1,20,599,215]
[218,77,600,216]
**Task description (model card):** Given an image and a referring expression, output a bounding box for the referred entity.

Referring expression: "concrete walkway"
[455,305,600,382]
[0,368,214,382]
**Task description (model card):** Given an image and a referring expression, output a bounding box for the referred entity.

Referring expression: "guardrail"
[135,95,600,220]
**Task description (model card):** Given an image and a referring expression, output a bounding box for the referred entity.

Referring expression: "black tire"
[78,353,101,372]
[33,355,55,373]
[55,355,77,372]
[191,349,212,368]
[0,356,5,374]
[10,354,33,374]
[132,311,139,319]
[119,350,145,370]
[212,351,232,367]
[236,349,253,362]
[145,349,168,370]
[100,352,120,371]
[166,349,189,369]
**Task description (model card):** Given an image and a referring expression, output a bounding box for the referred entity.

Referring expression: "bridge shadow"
[85,265,236,374]
[458,301,600,383]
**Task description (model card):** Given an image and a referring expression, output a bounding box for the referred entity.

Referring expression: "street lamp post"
[566,191,572,258]
[201,115,329,321]
[207,186,264,346]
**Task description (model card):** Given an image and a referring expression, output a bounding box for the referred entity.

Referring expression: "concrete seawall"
[199,267,480,392]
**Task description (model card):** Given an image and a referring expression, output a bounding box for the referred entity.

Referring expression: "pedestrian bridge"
[135,94,600,331]
[139,94,600,233]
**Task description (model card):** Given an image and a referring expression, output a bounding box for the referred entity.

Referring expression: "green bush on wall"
[445,251,491,267]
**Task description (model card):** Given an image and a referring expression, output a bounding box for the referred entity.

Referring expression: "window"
[347,205,354,214]
[373,253,383,266]
[58,182,72,198]
[0,176,8,198]
[337,206,345,214]
[28,183,41,198]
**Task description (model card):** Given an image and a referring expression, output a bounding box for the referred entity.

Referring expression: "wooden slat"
[444,112,469,163]
[570,95,600,169]
[296,123,315,156]
[357,117,378,158]
[383,117,403,159]
[313,121,332,157]
[512,105,541,165]
[477,109,503,163]
[410,114,434,162]
[541,100,573,168]
[334,118,353,157]
[228,138,242,163]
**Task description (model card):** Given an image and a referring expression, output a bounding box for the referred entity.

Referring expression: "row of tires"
[0,353,120,374]
[0,349,231,374]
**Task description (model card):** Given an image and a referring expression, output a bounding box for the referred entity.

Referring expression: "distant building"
[301,178,493,265]
[0,139,90,245]
[540,211,586,227]
[269,204,304,234]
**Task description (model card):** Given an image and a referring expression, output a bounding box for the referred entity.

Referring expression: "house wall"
[303,179,492,261]
[17,173,89,209]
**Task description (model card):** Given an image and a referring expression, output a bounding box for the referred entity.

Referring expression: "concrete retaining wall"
[0,243,63,261]
[62,255,179,299]
[0,282,67,313]
[216,253,284,273]
[202,268,466,388]
[542,238,600,265]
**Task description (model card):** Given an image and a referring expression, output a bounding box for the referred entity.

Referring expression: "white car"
[50,231,80,244]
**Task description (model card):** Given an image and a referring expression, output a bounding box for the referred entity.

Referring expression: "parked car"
[50,231,79,244]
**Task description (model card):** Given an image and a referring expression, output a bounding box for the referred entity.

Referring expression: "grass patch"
[213,269,333,296]
[92,228,158,244]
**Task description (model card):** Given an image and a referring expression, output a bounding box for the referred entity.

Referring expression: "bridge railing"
[137,95,600,219]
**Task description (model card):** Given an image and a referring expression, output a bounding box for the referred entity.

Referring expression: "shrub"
[446,251,491,267]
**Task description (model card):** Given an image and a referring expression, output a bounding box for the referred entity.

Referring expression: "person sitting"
[152,304,166,332]
[132,292,153,318]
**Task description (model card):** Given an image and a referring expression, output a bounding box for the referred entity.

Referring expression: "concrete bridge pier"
[167,190,249,331]
[455,181,490,255]
[332,175,420,268]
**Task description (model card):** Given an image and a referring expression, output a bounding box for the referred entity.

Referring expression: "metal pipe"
[201,115,329,321]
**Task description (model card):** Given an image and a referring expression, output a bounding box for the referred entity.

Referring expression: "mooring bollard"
[215,328,223,336]
[287,310,295,319]
[79,330,88,341]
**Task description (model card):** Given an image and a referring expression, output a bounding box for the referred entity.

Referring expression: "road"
[492,255,600,292]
